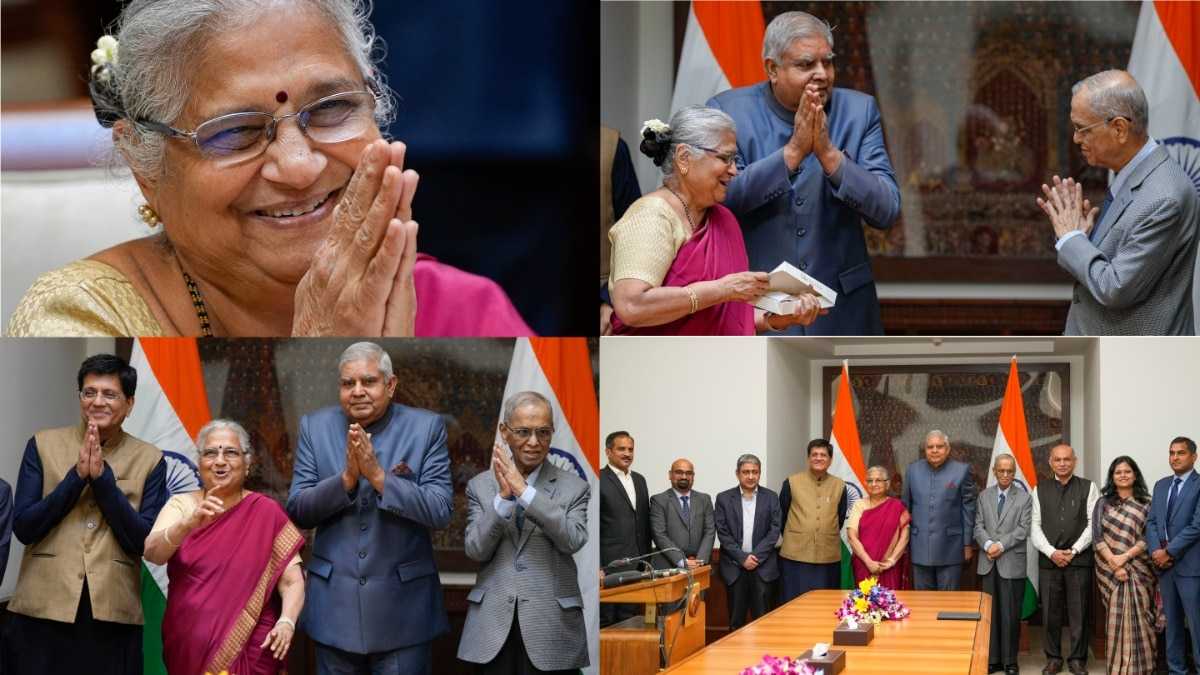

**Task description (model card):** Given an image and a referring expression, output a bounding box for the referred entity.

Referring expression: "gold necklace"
[181,270,214,337]
[664,184,697,230]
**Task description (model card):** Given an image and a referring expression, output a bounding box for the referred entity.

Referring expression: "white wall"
[0,338,115,599]
[1093,338,1200,486]
[765,340,813,490]
[599,337,768,501]
[600,1,674,195]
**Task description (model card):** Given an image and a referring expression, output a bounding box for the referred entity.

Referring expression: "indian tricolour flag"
[670,1,766,113]
[1128,0,1200,194]
[124,338,210,675]
[497,338,600,675]
[827,360,867,589]
[988,356,1040,619]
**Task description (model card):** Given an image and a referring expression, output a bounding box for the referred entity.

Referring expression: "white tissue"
[813,642,829,658]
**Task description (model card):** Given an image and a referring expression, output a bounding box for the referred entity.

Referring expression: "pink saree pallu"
[162,492,304,675]
[851,497,912,590]
[612,203,755,335]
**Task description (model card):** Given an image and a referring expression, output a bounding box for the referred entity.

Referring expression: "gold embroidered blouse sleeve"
[607,196,691,292]
[7,260,163,337]
[846,498,868,531]
[150,493,198,534]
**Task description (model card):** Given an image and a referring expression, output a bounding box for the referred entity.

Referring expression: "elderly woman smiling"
[8,0,530,337]
[144,419,304,674]
[607,106,823,335]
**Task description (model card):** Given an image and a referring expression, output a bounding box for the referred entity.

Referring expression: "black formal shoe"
[1005,667,1020,675]
[988,666,1003,674]
[1042,659,1064,674]
[1066,659,1087,675]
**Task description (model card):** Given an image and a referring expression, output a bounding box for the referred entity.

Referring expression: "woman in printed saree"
[144,419,304,675]
[846,465,911,589]
[1092,455,1157,675]
[607,106,824,335]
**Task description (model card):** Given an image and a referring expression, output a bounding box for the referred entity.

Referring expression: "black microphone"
[601,570,653,588]
[605,546,681,569]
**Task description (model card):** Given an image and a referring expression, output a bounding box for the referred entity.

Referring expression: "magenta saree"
[611,203,754,335]
[413,254,534,337]
[851,497,912,590]
[162,492,304,675]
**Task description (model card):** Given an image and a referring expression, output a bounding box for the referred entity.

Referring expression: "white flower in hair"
[641,119,670,136]
[91,35,119,83]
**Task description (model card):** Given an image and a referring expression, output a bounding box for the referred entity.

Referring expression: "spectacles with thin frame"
[200,446,246,462]
[137,90,379,163]
[80,388,124,403]
[503,424,554,443]
[694,145,738,168]
[1072,116,1125,137]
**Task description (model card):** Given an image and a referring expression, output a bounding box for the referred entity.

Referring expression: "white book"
[753,261,837,313]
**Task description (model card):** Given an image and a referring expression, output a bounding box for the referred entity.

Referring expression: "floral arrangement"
[739,654,823,675]
[835,576,910,624]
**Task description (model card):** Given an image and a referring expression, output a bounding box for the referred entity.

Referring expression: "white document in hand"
[753,261,837,313]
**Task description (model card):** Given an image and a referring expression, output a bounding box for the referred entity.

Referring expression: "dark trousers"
[600,602,643,627]
[1160,567,1200,675]
[477,612,580,675]
[912,563,963,590]
[1039,565,1092,662]
[1,582,142,675]
[779,558,839,604]
[727,571,773,630]
[981,568,1024,669]
[314,640,432,675]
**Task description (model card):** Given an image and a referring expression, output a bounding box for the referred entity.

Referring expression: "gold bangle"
[684,286,699,314]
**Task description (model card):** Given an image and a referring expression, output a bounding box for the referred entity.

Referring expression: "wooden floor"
[662,590,992,674]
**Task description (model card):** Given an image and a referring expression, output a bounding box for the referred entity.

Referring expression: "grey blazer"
[1058,145,1199,335]
[649,488,715,568]
[973,485,1032,579]
[457,460,590,671]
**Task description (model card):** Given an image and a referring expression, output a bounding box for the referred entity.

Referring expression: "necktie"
[515,502,525,532]
[998,491,1006,517]
[1090,189,1113,241]
[1166,476,1183,523]
[681,495,691,521]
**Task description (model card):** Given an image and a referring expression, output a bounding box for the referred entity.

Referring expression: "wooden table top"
[661,590,992,674]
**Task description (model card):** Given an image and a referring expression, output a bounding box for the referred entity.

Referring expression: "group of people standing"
[598,429,1200,675]
[602,9,1199,336]
[1,344,591,675]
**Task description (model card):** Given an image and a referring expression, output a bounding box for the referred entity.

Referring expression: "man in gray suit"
[649,458,716,569]
[287,342,452,674]
[974,454,1032,675]
[458,391,590,674]
[1037,69,1198,335]
[902,430,977,590]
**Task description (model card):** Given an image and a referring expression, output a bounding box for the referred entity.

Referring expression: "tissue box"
[798,648,846,674]
[833,620,874,646]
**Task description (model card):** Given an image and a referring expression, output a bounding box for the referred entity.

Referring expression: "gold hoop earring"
[138,204,160,227]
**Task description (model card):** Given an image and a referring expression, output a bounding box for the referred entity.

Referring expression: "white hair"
[659,106,736,178]
[502,391,552,425]
[196,418,252,458]
[1071,70,1149,137]
[339,341,393,377]
[762,11,834,62]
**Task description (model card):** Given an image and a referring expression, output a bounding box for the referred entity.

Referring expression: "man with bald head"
[903,430,977,591]
[1030,444,1099,675]
[649,458,715,569]
[1036,69,1198,335]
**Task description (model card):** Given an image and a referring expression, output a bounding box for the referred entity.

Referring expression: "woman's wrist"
[275,616,296,630]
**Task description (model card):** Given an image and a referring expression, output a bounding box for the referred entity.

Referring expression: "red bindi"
[275,91,288,103]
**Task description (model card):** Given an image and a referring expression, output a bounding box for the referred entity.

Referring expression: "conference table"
[662,590,992,674]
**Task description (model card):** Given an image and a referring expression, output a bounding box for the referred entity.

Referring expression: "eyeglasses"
[994,469,1016,475]
[865,478,888,484]
[80,388,124,403]
[200,446,246,462]
[138,90,378,163]
[1072,116,1124,137]
[695,145,739,168]
[504,425,554,443]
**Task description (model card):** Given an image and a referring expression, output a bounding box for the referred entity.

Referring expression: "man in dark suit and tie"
[599,430,650,625]
[974,454,1032,675]
[1146,436,1200,675]
[649,458,715,569]
[714,454,781,630]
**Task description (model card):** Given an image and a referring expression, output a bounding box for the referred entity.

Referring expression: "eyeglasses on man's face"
[138,90,378,163]
[1072,116,1125,138]
[505,425,554,443]
[80,388,124,403]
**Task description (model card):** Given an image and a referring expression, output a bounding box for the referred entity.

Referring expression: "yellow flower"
[854,597,869,613]
[858,577,877,595]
